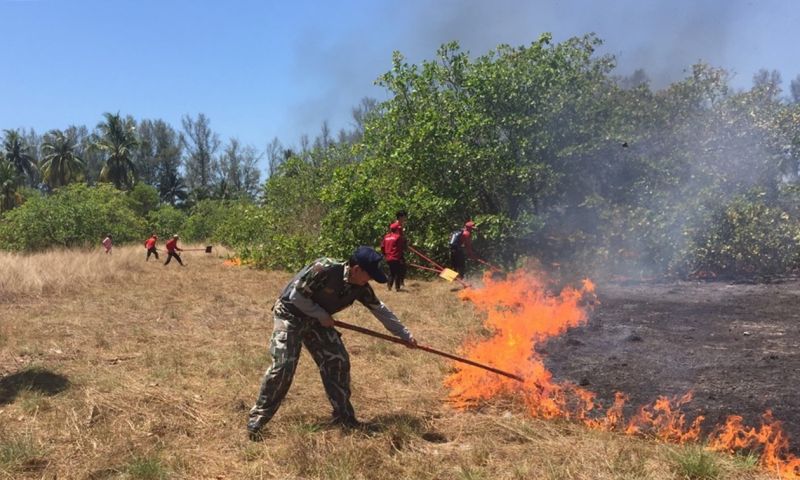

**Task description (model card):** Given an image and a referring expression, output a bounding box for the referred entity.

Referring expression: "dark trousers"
[387,260,406,291]
[164,251,183,266]
[146,247,159,261]
[450,247,466,278]
[249,315,354,428]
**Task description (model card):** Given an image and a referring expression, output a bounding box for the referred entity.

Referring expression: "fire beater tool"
[180,245,213,253]
[475,258,502,272]
[333,320,524,382]
[158,245,213,254]
[408,262,461,282]
[407,245,471,288]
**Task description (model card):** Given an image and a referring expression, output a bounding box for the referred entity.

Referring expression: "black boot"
[330,415,362,430]
[247,418,266,441]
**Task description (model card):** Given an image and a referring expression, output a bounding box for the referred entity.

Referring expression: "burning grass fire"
[445,270,800,479]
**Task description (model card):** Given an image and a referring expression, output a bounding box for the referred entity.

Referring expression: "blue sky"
[2,0,799,163]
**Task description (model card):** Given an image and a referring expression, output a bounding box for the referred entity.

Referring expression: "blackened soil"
[544,278,800,450]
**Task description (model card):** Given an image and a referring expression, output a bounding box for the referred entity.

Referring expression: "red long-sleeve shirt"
[165,238,181,252]
[381,231,406,262]
[145,237,157,249]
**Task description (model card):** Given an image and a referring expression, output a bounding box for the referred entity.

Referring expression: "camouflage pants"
[248,314,354,428]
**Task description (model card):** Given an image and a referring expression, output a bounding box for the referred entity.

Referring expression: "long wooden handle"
[333,320,524,383]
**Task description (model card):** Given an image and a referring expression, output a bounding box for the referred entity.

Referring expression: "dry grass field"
[0,247,778,479]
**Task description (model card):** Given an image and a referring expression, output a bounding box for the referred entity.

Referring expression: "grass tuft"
[123,454,170,480]
[0,433,47,474]
[669,445,721,480]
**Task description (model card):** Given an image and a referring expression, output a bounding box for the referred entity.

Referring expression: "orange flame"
[708,411,800,477]
[223,257,243,267]
[446,269,799,479]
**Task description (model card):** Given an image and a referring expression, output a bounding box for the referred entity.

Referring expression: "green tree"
[181,113,219,199]
[40,130,84,189]
[2,129,38,187]
[0,160,22,212]
[94,112,139,190]
[126,182,160,217]
[216,138,261,199]
[146,204,186,238]
[65,124,104,183]
[149,120,185,204]
[0,183,145,251]
[320,35,613,264]
[133,119,160,186]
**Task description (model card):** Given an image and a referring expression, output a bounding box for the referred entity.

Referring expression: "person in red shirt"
[449,220,478,278]
[101,234,113,254]
[144,234,159,261]
[381,222,407,291]
[164,234,185,267]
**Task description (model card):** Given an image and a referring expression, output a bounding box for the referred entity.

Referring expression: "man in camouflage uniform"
[247,246,417,439]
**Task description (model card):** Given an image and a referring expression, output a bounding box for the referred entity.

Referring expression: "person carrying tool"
[144,234,159,261]
[449,220,478,278]
[101,234,113,254]
[163,234,184,267]
[247,246,417,439]
[381,222,407,291]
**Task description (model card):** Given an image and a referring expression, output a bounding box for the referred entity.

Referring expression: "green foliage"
[204,36,800,277]
[318,36,613,267]
[2,129,38,187]
[0,183,146,250]
[210,202,267,247]
[94,112,139,190]
[0,433,46,474]
[668,446,720,480]
[0,159,23,212]
[2,36,799,278]
[235,154,343,269]
[690,192,800,276]
[181,199,238,242]
[40,130,84,189]
[126,182,160,216]
[124,454,170,480]
[146,205,187,239]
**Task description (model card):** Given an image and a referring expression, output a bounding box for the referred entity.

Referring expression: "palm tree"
[0,160,22,212]
[93,112,138,190]
[40,130,84,189]
[159,169,188,206]
[2,129,38,186]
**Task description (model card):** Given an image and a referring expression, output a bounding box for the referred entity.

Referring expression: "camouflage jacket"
[274,258,413,342]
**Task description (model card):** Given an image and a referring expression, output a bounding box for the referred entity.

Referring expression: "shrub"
[181,199,237,242]
[146,205,187,239]
[126,183,160,217]
[690,193,800,276]
[0,183,145,251]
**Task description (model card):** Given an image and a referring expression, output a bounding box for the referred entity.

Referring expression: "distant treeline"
[2,33,800,278]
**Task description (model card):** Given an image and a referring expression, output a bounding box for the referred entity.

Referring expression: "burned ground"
[545,278,800,450]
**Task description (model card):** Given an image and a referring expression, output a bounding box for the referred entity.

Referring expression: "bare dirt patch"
[545,278,800,451]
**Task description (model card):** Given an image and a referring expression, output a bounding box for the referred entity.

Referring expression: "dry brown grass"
[0,247,779,479]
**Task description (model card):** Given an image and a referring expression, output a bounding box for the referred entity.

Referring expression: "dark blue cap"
[353,246,388,283]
